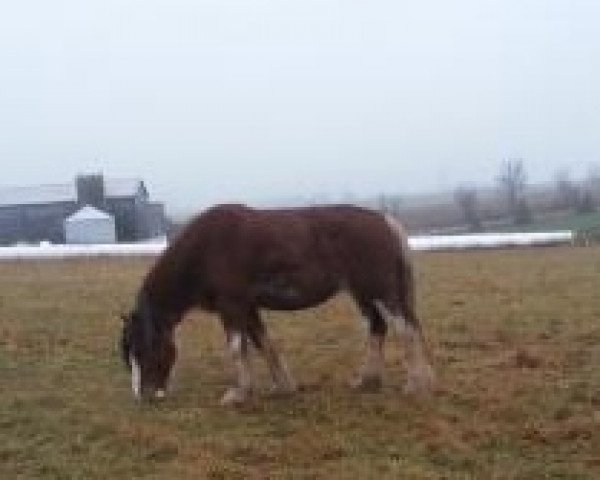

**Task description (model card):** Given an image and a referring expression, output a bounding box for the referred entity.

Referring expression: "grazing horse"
[120,204,434,405]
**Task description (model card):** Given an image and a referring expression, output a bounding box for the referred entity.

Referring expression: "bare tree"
[553,169,580,210]
[513,197,533,225]
[497,159,531,224]
[585,164,600,206]
[454,185,481,231]
[554,167,597,213]
[577,190,595,214]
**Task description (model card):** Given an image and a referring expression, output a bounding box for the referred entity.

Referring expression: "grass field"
[498,211,600,234]
[1,247,599,479]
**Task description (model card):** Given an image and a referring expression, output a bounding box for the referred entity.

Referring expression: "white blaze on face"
[130,354,141,398]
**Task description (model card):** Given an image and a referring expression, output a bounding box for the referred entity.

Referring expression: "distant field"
[1,248,599,479]
[498,211,600,234]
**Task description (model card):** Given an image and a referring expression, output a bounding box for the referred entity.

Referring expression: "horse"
[120,204,434,405]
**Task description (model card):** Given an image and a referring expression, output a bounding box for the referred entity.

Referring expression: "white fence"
[0,231,574,260]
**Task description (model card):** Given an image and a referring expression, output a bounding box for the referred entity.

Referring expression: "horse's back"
[251,205,403,299]
[304,206,403,297]
[194,204,401,272]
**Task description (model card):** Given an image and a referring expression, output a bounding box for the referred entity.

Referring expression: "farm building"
[64,206,117,244]
[0,174,167,245]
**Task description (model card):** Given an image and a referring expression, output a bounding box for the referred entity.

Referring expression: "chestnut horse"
[120,204,434,405]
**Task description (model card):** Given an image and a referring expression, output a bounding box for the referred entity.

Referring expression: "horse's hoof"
[350,375,383,393]
[220,387,251,406]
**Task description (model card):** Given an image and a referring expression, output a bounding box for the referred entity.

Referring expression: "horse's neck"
[142,237,202,321]
[137,289,182,344]
[138,270,190,327]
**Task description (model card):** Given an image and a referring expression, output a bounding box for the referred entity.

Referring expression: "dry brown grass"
[1,247,599,479]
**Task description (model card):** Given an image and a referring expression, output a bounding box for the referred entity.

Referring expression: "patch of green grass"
[498,211,600,233]
[1,249,599,479]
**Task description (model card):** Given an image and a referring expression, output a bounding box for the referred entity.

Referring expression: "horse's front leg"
[217,299,259,405]
[220,329,253,406]
[247,319,297,396]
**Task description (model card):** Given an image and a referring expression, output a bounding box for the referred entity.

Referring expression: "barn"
[0,175,167,245]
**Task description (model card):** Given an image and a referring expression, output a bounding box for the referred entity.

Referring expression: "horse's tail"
[382,214,420,331]
[381,213,435,393]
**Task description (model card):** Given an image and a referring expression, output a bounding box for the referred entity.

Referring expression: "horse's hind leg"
[246,311,297,395]
[350,301,387,392]
[374,299,434,395]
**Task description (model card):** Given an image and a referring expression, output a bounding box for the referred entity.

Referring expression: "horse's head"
[120,306,176,401]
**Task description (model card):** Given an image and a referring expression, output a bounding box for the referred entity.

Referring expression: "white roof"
[0,178,144,206]
[105,178,144,198]
[65,205,113,222]
[0,183,75,205]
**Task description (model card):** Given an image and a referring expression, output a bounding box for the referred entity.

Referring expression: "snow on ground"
[0,231,574,260]
[408,231,574,251]
[0,242,167,259]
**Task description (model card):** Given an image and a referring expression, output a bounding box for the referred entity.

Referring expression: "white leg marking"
[373,301,434,393]
[230,331,242,354]
[260,334,296,393]
[363,334,385,378]
[401,323,435,394]
[130,354,141,398]
[352,332,385,391]
[273,356,296,393]
[221,332,253,405]
[155,389,166,399]
[374,301,406,335]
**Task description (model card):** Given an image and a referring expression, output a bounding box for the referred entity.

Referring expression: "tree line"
[455,160,599,232]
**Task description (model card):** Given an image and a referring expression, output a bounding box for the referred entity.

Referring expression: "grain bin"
[64,205,116,244]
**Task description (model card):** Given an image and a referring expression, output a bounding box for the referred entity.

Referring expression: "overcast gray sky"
[1,1,599,215]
